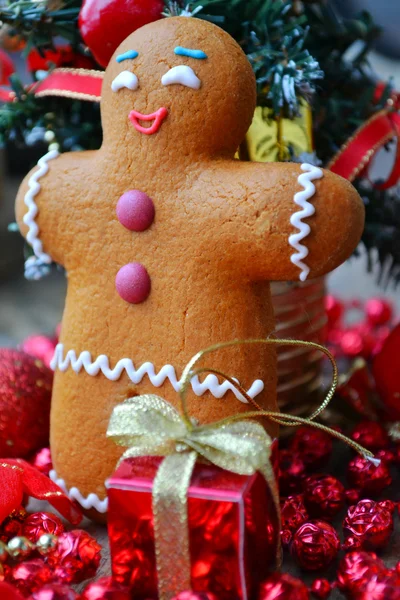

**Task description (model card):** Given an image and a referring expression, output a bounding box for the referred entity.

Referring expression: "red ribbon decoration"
[0,459,82,525]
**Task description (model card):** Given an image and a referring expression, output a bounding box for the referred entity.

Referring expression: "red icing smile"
[128,108,168,135]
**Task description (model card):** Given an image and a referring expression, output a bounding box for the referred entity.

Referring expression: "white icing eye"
[111,71,139,92]
[161,65,201,90]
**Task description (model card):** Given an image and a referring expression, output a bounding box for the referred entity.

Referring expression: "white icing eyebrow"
[161,65,201,90]
[111,71,139,92]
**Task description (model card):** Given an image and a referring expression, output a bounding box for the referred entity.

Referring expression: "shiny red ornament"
[343,499,393,550]
[351,572,400,600]
[365,298,393,327]
[290,428,332,470]
[78,0,164,67]
[280,495,308,544]
[22,512,64,544]
[303,475,345,519]
[345,489,360,505]
[278,451,306,495]
[30,583,78,600]
[373,323,400,420]
[0,349,53,458]
[351,421,389,452]
[47,530,101,583]
[258,573,309,600]
[80,576,131,600]
[10,559,53,596]
[0,509,27,542]
[20,335,57,369]
[310,579,331,600]
[31,448,53,477]
[325,295,344,326]
[347,456,392,496]
[171,593,216,600]
[291,520,340,571]
[337,551,386,595]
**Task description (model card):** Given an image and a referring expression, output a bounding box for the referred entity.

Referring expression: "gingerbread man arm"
[15,150,97,268]
[202,160,364,281]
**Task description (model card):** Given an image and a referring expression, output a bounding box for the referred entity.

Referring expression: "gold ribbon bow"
[107,338,378,600]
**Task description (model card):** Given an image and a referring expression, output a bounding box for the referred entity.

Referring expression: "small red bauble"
[310,579,331,600]
[30,583,78,600]
[79,0,164,67]
[336,551,386,594]
[281,495,308,541]
[21,335,57,369]
[0,509,27,543]
[291,520,340,571]
[365,298,393,327]
[171,593,216,600]
[47,530,101,583]
[31,448,53,476]
[352,572,400,600]
[258,573,309,600]
[10,559,53,596]
[351,421,389,452]
[289,428,332,469]
[347,456,392,495]
[278,450,306,495]
[0,349,53,457]
[22,512,64,544]
[81,576,131,599]
[372,323,400,420]
[343,499,393,550]
[303,474,345,519]
[325,295,344,326]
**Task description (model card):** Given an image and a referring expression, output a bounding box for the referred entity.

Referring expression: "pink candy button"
[116,190,155,232]
[115,262,151,304]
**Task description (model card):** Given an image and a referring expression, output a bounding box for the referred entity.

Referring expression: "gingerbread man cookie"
[16,16,364,514]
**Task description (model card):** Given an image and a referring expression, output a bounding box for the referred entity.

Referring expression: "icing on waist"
[23,149,59,264]
[50,343,264,403]
[289,163,324,281]
[49,470,108,513]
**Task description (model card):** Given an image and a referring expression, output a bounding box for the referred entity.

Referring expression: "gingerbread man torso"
[16,17,364,511]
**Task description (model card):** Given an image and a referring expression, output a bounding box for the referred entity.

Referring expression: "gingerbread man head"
[101,17,256,160]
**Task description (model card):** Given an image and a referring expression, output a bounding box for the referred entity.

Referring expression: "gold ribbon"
[107,338,378,600]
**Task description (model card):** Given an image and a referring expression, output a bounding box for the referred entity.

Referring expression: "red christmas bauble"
[291,520,340,571]
[10,559,53,596]
[303,474,345,519]
[351,421,389,452]
[365,298,393,327]
[310,579,331,600]
[78,0,164,67]
[258,573,309,600]
[171,593,216,600]
[325,295,344,327]
[343,499,393,550]
[30,583,78,600]
[280,495,308,542]
[0,509,27,543]
[21,335,57,369]
[0,349,53,457]
[22,512,64,544]
[337,551,386,594]
[31,448,53,476]
[47,530,101,584]
[347,456,392,496]
[81,576,131,599]
[289,428,332,469]
[351,572,400,600]
[278,450,306,495]
[373,323,400,419]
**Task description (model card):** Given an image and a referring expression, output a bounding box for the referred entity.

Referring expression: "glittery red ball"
[0,508,28,542]
[22,512,64,544]
[303,475,345,519]
[0,349,53,457]
[278,450,306,495]
[351,572,400,600]
[291,520,340,571]
[372,323,400,420]
[21,335,57,369]
[290,428,332,470]
[80,576,131,600]
[347,457,392,496]
[281,495,308,534]
[325,295,344,327]
[30,583,78,600]
[31,448,53,476]
[337,551,386,594]
[343,499,393,550]
[171,592,217,600]
[351,421,389,452]
[47,530,101,584]
[10,559,53,596]
[365,299,393,327]
[310,579,331,600]
[258,573,309,600]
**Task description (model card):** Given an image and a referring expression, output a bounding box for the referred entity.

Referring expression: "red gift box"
[107,454,279,600]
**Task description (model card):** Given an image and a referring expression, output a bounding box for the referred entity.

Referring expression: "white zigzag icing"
[49,470,108,513]
[50,343,264,403]
[289,163,324,282]
[23,149,59,264]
